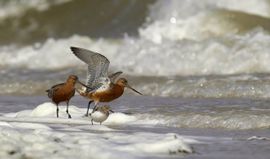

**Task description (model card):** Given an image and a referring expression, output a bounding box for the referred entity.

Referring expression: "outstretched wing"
[70,47,110,91]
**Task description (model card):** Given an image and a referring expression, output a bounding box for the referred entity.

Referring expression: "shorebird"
[90,105,114,125]
[70,46,143,116]
[46,75,88,118]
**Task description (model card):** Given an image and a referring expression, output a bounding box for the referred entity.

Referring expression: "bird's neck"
[113,84,125,96]
[65,82,75,88]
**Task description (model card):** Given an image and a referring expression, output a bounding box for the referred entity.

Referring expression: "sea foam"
[0,102,195,158]
[2,29,270,76]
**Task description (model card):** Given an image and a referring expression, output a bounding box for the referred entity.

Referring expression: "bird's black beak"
[76,80,91,90]
[126,84,143,95]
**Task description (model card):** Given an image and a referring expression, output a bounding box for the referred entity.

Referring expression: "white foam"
[4,101,270,130]
[1,0,270,77]
[30,102,57,117]
[4,30,270,76]
[149,0,270,21]
[143,0,270,43]
[2,103,154,127]
[210,0,270,17]
[105,112,137,125]
[117,30,270,76]
[247,136,270,141]
[106,132,193,155]
[13,122,51,130]
[0,103,195,158]
[141,0,270,44]
[0,122,12,128]
[1,27,270,77]
[0,35,119,70]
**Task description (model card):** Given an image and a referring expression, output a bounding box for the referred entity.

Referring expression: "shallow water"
[1,96,270,158]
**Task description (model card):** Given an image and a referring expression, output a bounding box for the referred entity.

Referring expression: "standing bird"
[90,105,114,125]
[46,75,88,118]
[70,46,143,116]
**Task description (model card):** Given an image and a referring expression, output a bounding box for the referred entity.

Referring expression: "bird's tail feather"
[46,89,53,98]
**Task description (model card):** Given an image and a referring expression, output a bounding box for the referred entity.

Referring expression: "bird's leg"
[91,119,94,125]
[91,101,99,113]
[66,101,72,119]
[85,100,93,117]
[100,122,102,125]
[56,104,59,118]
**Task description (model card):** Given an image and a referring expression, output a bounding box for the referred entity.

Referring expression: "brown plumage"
[79,78,142,116]
[87,79,125,102]
[46,75,79,118]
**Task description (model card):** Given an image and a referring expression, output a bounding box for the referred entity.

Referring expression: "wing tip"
[70,46,80,53]
[70,46,110,64]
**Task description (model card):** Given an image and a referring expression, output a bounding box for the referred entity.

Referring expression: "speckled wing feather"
[46,83,65,98]
[70,47,110,91]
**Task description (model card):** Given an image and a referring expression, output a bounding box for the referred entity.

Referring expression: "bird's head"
[67,75,90,91]
[116,78,143,95]
[67,75,78,85]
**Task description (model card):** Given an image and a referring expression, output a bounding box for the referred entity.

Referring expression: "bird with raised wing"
[70,46,143,116]
[46,75,88,118]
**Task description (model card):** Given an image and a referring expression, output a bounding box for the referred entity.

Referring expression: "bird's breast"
[90,111,108,123]
[91,85,124,102]
[52,85,75,101]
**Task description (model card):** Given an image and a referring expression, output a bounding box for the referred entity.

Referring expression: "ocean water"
[1,0,270,158]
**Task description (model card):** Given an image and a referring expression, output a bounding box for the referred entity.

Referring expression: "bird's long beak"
[126,84,143,95]
[109,110,114,113]
[77,80,90,89]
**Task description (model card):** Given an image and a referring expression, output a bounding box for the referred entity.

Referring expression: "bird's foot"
[68,115,72,119]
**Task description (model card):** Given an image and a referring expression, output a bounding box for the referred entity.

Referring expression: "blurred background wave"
[1,0,270,98]
[0,0,153,45]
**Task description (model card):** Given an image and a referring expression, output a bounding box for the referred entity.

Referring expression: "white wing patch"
[95,81,111,93]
